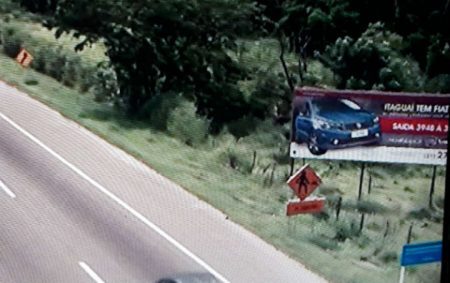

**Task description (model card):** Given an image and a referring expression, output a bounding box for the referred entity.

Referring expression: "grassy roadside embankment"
[0,7,445,283]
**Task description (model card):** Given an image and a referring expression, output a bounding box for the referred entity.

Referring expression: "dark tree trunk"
[278,35,294,92]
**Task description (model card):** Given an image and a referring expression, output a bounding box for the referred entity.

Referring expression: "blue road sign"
[401,241,442,266]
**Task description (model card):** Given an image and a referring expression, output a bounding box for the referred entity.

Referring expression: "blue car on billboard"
[295,97,381,155]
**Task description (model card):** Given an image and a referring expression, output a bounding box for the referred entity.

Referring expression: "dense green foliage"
[0,2,447,282]
[19,0,57,14]
[16,0,450,130]
[0,21,107,94]
[318,23,425,91]
[257,0,449,92]
[255,0,449,63]
[43,0,263,129]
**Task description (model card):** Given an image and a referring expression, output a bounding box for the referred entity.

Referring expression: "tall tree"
[44,0,258,127]
[318,23,424,91]
[20,0,57,13]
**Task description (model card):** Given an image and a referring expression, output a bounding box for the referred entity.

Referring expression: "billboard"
[290,88,450,165]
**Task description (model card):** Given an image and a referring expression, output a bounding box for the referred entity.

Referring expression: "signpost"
[399,241,442,283]
[401,241,442,266]
[286,164,325,216]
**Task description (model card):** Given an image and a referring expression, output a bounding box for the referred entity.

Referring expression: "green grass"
[1,51,445,283]
[0,7,445,282]
[10,21,106,66]
[0,7,106,67]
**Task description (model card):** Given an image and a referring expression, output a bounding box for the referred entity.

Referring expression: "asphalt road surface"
[0,81,327,283]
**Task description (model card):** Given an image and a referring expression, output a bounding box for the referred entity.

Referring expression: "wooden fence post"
[336,196,343,221]
[429,165,437,208]
[358,163,365,200]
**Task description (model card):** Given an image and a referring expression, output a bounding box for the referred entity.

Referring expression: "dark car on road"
[156,273,220,283]
[295,97,381,155]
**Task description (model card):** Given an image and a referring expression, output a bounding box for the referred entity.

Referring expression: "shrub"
[61,55,82,88]
[404,186,414,193]
[251,119,287,147]
[227,116,258,139]
[91,63,119,101]
[366,222,382,232]
[272,148,290,165]
[278,194,287,204]
[379,251,398,263]
[309,234,339,251]
[31,46,48,73]
[319,186,341,196]
[2,26,23,58]
[24,77,39,85]
[425,74,450,93]
[0,0,18,13]
[356,200,388,215]
[3,37,22,57]
[356,235,371,249]
[312,210,331,221]
[325,194,342,209]
[1,20,102,94]
[408,207,443,222]
[334,220,360,242]
[140,92,181,130]
[408,207,432,220]
[248,70,291,120]
[167,99,210,147]
[45,47,67,81]
[435,196,445,210]
[221,146,253,173]
[78,65,97,93]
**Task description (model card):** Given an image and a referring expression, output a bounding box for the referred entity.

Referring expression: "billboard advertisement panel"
[290,88,450,165]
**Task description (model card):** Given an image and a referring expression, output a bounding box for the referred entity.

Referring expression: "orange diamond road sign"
[15,48,33,67]
[286,197,325,216]
[287,164,321,201]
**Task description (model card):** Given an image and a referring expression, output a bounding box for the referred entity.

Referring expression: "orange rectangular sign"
[286,198,325,216]
[287,164,322,200]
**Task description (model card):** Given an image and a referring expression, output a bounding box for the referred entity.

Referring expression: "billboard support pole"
[399,223,414,283]
[289,158,295,177]
[288,91,296,178]
[440,123,450,283]
[398,267,405,283]
[429,165,437,209]
[358,163,365,201]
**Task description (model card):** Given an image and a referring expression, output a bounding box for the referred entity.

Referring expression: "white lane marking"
[0,179,16,198]
[0,112,230,283]
[79,261,106,283]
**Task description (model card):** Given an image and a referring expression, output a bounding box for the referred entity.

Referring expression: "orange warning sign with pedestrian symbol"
[287,164,322,201]
[15,48,33,67]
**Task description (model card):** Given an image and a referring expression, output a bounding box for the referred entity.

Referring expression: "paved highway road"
[0,81,327,283]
